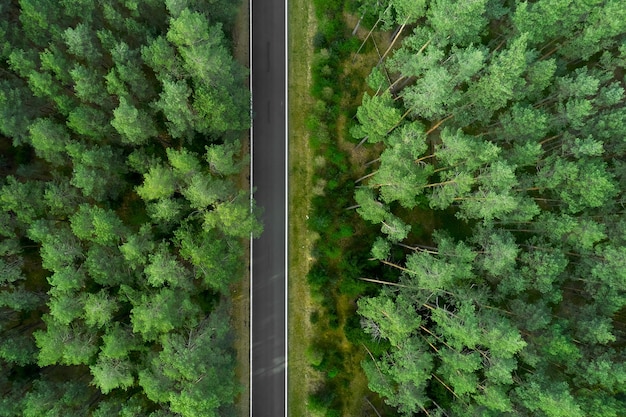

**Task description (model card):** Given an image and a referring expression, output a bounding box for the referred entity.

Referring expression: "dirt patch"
[232,0,250,68]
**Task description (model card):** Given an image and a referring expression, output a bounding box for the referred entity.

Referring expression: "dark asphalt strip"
[250,0,287,415]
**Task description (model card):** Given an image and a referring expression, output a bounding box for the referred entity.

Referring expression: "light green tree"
[90,356,135,394]
[111,96,158,145]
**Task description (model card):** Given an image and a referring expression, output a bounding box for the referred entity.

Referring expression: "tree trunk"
[364,397,384,417]
[384,75,407,95]
[414,154,435,164]
[378,15,412,65]
[352,19,380,57]
[423,179,458,188]
[385,106,414,133]
[365,157,381,166]
[396,242,439,255]
[426,114,454,135]
[354,135,370,150]
[539,133,563,145]
[352,15,364,36]
[431,373,463,402]
[384,38,432,96]
[353,5,392,58]
[379,258,411,272]
[540,45,559,61]
[359,277,407,287]
[355,170,378,183]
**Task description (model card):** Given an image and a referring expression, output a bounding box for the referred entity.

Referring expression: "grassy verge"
[289,0,380,417]
[288,0,445,413]
[287,0,413,414]
[231,0,251,415]
[288,0,320,415]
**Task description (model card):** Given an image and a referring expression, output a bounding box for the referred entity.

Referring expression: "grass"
[287,1,400,415]
[230,0,251,415]
[288,0,321,416]
[287,1,417,415]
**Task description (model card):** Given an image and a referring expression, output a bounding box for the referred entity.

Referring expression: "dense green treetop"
[0,0,257,415]
[352,0,626,415]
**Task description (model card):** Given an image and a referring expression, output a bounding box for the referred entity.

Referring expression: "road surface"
[251,0,287,414]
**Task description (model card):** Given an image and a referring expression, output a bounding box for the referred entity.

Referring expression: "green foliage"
[90,357,135,394]
[203,192,263,237]
[66,105,115,139]
[139,308,240,417]
[100,324,142,360]
[64,23,102,64]
[119,224,155,269]
[427,0,489,46]
[35,315,98,366]
[0,285,43,311]
[66,143,127,201]
[144,242,193,289]
[43,178,84,216]
[206,140,246,176]
[84,244,130,287]
[111,96,158,145]
[35,224,83,271]
[380,212,411,242]
[167,147,202,176]
[27,118,70,165]
[130,288,201,341]
[0,330,37,366]
[355,187,388,224]
[83,290,119,328]
[358,290,421,347]
[0,177,46,225]
[0,1,255,415]
[136,164,178,201]
[48,289,84,325]
[174,224,243,292]
[353,0,626,415]
[154,78,196,139]
[70,63,108,106]
[0,81,39,144]
[350,92,401,143]
[70,204,128,245]
[306,344,325,367]
[183,173,234,209]
[21,379,92,417]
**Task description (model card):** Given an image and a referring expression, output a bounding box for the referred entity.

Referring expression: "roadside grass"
[288,0,416,415]
[296,8,440,412]
[320,18,392,416]
[288,0,322,415]
[288,0,396,415]
[230,0,251,415]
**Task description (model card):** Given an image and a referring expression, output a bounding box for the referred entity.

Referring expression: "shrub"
[306,344,325,367]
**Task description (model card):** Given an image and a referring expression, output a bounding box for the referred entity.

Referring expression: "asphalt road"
[251,0,287,414]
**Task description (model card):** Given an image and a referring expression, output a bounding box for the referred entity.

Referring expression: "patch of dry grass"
[288,0,322,416]
[230,1,251,415]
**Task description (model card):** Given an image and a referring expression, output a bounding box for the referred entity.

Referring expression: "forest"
[295,0,626,416]
[0,1,258,416]
[350,0,626,415]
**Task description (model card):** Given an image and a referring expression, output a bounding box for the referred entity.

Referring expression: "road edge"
[284,0,290,414]
[287,0,319,415]
[230,0,251,415]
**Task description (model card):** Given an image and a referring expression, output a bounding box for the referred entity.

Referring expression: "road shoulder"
[288,0,320,415]
[230,0,251,415]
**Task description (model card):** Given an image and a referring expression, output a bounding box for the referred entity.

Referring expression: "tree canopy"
[0,0,257,415]
[352,0,626,415]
